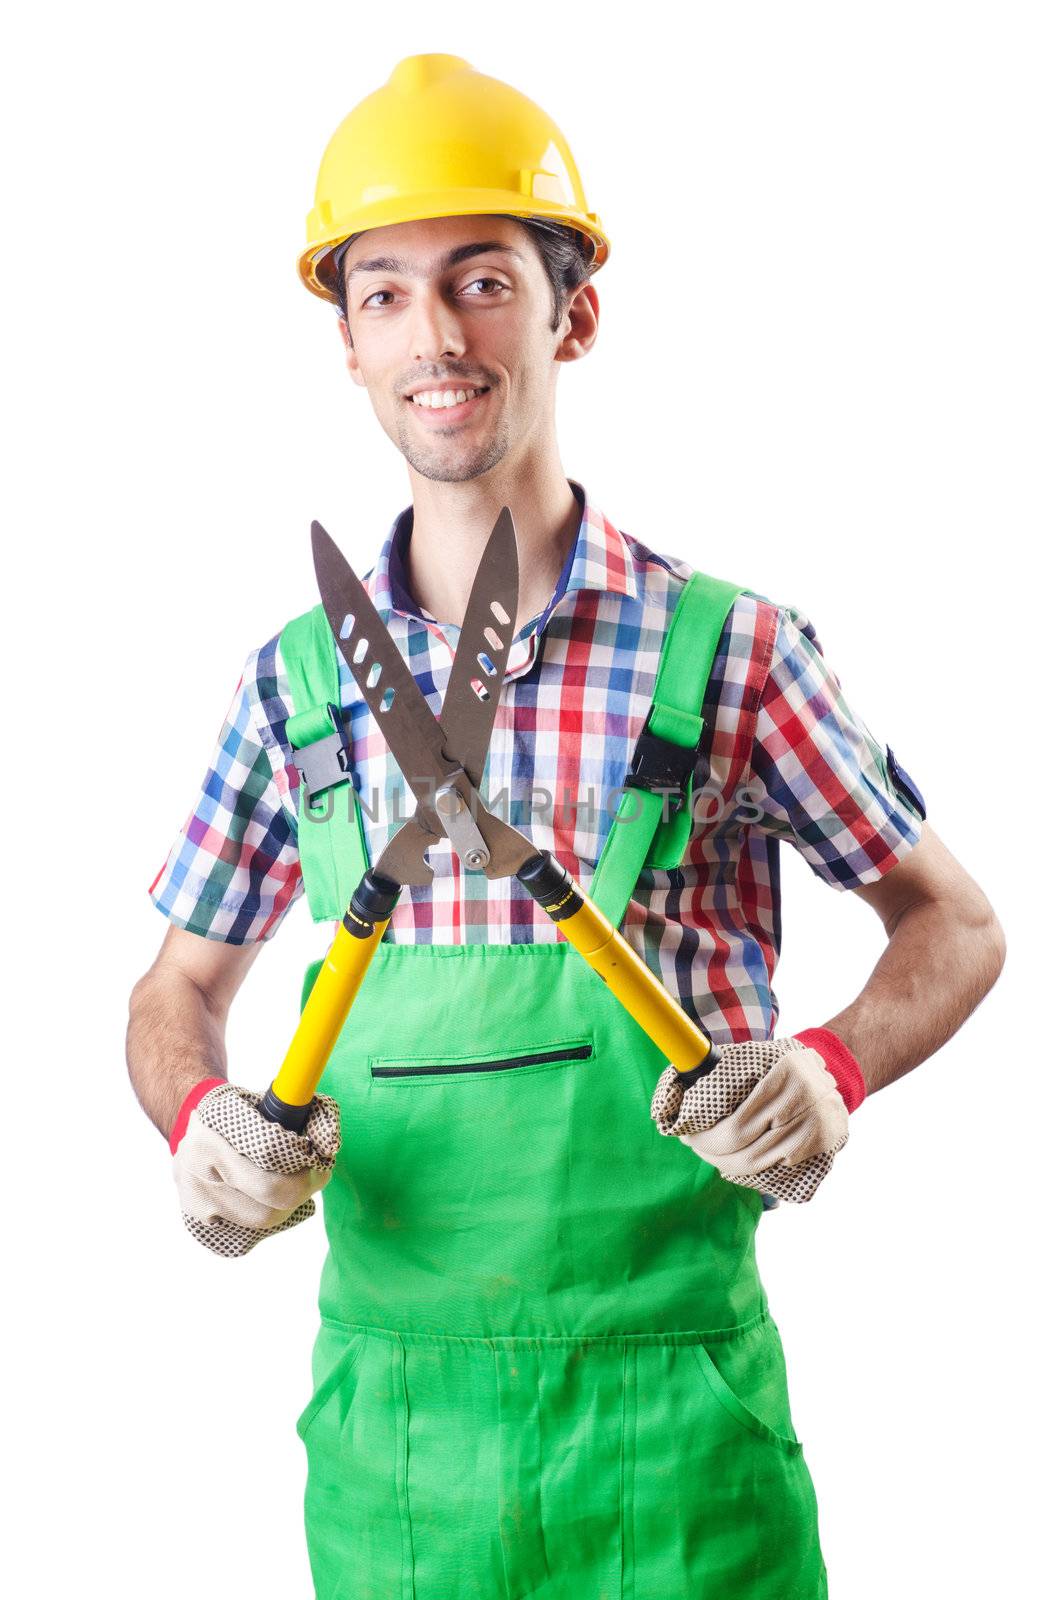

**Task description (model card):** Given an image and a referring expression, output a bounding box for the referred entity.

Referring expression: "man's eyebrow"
[345,242,525,277]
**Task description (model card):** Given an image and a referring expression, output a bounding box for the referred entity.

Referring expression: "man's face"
[337,215,583,484]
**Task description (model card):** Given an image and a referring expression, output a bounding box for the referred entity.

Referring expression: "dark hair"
[332,216,597,332]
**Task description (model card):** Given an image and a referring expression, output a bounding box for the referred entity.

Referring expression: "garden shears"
[260,509,722,1130]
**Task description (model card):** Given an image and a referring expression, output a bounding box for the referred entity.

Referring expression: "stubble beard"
[394,407,511,484]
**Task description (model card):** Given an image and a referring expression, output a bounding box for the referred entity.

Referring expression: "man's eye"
[361,278,507,310]
[461,277,507,296]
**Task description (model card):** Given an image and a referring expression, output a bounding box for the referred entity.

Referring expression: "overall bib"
[280,574,828,1600]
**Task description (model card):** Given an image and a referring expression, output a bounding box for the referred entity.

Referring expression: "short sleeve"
[747,603,926,891]
[147,654,303,942]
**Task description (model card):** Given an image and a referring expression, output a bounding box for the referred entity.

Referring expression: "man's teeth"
[410,387,487,409]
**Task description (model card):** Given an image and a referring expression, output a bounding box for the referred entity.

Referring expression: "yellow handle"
[270,916,389,1108]
[516,851,715,1074]
[558,897,710,1073]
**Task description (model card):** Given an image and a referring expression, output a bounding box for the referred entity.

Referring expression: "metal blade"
[438,506,520,792]
[311,516,535,887]
[311,520,462,809]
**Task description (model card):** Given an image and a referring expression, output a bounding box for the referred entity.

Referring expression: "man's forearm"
[127,967,229,1140]
[817,897,1006,1096]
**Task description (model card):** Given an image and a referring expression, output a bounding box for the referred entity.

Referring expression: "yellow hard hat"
[299,54,610,304]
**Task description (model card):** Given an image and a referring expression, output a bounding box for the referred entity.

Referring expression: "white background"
[5,3,1058,1595]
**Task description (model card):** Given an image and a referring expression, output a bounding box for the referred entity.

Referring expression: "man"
[127,54,1005,1598]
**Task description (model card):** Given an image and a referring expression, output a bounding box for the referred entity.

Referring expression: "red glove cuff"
[168,1077,226,1154]
[793,1028,866,1114]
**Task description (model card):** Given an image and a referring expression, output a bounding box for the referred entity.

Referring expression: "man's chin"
[395,428,509,484]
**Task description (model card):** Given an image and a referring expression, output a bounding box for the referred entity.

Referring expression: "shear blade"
[312,510,534,885]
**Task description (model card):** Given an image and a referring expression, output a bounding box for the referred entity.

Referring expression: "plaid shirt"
[148,480,925,1041]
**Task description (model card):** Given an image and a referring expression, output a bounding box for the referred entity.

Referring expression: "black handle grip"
[259,1085,312,1133]
[672,1047,719,1087]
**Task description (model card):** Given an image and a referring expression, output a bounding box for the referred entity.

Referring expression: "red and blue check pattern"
[148,481,924,1041]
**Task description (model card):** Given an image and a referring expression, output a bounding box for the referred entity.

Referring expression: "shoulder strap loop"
[280,604,370,922]
[588,572,747,927]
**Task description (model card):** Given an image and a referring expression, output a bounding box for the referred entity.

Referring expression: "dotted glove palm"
[170,1080,341,1257]
[650,1035,856,1204]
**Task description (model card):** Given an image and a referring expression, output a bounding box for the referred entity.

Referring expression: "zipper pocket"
[371,1043,593,1080]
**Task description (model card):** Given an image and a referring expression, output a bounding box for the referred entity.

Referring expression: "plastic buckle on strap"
[294,702,355,808]
[623,715,699,814]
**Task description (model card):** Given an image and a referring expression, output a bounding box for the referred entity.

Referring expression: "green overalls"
[280,570,828,1600]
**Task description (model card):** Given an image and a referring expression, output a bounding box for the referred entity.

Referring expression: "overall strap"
[280,604,370,922]
[588,571,747,929]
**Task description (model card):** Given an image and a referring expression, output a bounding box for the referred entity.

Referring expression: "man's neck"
[401,471,582,637]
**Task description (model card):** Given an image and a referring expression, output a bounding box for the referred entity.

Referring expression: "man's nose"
[408,286,466,363]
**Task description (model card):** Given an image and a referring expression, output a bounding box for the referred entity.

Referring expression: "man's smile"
[404,386,492,426]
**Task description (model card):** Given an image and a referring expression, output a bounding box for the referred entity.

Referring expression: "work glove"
[650,1028,865,1204]
[170,1078,341,1258]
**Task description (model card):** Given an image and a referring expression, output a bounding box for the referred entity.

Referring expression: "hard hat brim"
[299,188,610,304]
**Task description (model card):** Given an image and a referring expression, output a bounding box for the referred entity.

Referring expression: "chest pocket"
[370,1040,595,1082]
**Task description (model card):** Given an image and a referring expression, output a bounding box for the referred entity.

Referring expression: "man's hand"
[171,1080,341,1257]
[650,1038,849,1203]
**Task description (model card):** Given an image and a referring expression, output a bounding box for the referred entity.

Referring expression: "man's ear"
[555,281,599,366]
[337,316,366,388]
